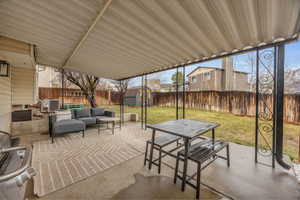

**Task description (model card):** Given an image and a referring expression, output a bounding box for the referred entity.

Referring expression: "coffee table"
[96,117,120,135]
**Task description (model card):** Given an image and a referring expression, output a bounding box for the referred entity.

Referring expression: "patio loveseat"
[49,107,115,143]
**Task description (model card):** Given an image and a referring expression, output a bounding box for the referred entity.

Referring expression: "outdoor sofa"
[49,107,115,143]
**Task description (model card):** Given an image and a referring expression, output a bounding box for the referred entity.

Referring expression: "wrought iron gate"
[255,44,290,169]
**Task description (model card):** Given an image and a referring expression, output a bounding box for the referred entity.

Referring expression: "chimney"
[222,57,234,91]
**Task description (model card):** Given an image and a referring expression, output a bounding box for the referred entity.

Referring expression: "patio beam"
[61,69,65,109]
[183,66,186,119]
[274,44,290,169]
[62,0,113,67]
[141,76,144,129]
[176,67,179,120]
[145,75,148,130]
[118,38,297,81]
[254,49,259,163]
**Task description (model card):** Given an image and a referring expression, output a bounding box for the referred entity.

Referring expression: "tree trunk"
[83,91,97,108]
[86,93,97,108]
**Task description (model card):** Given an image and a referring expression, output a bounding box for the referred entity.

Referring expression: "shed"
[124,87,152,106]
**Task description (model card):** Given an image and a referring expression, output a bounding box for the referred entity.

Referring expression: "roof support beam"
[63,0,113,67]
[118,37,298,80]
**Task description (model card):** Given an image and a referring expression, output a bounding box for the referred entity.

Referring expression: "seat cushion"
[95,116,110,123]
[91,107,105,117]
[55,110,72,121]
[53,119,85,135]
[75,108,91,118]
[78,117,97,126]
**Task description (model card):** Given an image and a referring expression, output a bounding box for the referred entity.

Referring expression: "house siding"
[0,74,12,132]
[0,36,30,55]
[11,66,36,105]
[189,68,248,91]
[189,69,223,91]
[234,72,249,91]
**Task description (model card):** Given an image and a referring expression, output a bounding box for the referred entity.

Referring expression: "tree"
[171,71,184,85]
[111,79,130,96]
[62,70,100,107]
[110,79,130,124]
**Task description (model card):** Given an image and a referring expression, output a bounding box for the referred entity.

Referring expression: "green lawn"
[103,105,300,161]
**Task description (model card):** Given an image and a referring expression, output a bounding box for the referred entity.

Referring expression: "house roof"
[1,1,299,80]
[125,88,140,97]
[187,66,248,77]
[160,83,173,87]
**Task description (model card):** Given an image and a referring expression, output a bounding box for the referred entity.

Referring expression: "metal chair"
[144,134,180,173]
[174,139,230,199]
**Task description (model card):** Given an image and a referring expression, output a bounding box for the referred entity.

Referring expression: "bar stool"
[144,134,180,173]
[174,139,230,199]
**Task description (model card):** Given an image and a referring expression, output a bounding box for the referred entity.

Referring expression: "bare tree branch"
[60,69,99,107]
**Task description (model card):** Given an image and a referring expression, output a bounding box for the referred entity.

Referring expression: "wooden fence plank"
[39,88,300,124]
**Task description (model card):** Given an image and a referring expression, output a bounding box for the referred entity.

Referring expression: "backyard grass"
[104,105,300,161]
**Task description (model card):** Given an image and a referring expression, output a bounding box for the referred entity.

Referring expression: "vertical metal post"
[183,66,186,119]
[61,69,65,109]
[122,81,125,125]
[145,75,148,130]
[255,49,259,163]
[141,75,144,129]
[272,47,277,168]
[176,67,179,120]
[119,80,122,127]
[122,95,124,125]
[275,44,290,169]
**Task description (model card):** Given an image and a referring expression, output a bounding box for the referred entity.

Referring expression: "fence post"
[299,133,300,163]
[108,90,111,105]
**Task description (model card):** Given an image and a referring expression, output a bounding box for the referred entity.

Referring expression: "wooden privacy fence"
[153,91,300,124]
[39,88,300,124]
[39,88,120,106]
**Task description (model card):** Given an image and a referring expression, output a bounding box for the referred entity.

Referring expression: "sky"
[129,40,300,86]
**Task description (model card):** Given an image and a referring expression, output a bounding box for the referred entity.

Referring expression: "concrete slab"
[17,122,300,200]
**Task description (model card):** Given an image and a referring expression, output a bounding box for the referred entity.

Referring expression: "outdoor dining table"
[146,119,220,191]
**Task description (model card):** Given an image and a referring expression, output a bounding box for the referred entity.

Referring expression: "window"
[191,76,196,83]
[204,72,211,80]
[38,65,46,72]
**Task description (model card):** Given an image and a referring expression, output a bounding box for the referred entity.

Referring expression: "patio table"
[96,116,120,135]
[146,119,219,191]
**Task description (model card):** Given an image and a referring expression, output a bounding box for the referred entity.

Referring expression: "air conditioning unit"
[41,99,60,113]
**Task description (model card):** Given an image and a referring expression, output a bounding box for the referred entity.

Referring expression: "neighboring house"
[147,79,161,92]
[252,68,300,94]
[160,83,174,92]
[0,36,38,132]
[188,57,249,91]
[124,87,152,106]
[285,68,300,94]
[38,66,61,88]
[38,66,79,89]
[38,66,116,91]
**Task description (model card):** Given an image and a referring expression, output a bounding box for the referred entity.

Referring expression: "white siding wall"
[0,74,11,132]
[11,66,36,105]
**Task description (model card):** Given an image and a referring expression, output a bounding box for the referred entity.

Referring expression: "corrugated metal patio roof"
[1,0,300,80]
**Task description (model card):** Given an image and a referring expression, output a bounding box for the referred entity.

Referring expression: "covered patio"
[20,123,299,200]
[1,0,300,199]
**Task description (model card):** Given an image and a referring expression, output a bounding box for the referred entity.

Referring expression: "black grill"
[0,131,11,175]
